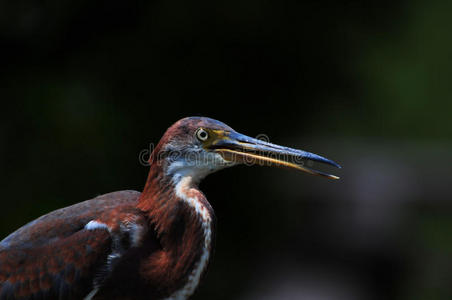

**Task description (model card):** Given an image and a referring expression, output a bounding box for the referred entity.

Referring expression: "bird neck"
[138,161,214,236]
[137,161,215,296]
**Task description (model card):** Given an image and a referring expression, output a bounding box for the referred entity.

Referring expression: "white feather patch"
[85,220,110,231]
[164,176,213,300]
[83,288,99,300]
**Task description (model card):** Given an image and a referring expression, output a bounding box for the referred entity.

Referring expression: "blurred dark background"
[1,0,452,299]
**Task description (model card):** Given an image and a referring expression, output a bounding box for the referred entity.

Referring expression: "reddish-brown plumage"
[135,119,216,296]
[1,116,340,300]
[0,117,222,300]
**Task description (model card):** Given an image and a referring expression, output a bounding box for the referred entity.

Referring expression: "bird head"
[151,117,340,184]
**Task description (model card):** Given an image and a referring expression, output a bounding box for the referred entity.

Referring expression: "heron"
[0,117,340,300]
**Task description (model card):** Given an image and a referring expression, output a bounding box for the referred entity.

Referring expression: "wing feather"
[0,229,111,300]
[0,190,141,300]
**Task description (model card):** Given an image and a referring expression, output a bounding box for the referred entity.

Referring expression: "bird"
[0,116,340,300]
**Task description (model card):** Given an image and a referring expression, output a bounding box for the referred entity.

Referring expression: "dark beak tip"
[324,159,341,169]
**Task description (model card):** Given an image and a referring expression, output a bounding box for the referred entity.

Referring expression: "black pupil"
[199,131,207,139]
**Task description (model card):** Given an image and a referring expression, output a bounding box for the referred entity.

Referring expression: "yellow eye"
[196,128,209,141]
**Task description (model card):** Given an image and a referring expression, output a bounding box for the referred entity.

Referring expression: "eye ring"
[196,128,209,141]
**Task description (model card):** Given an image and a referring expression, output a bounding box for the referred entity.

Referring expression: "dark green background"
[1,0,451,299]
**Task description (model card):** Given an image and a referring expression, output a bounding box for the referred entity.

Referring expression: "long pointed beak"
[210,131,341,179]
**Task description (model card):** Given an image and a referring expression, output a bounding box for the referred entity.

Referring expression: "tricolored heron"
[0,117,340,300]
